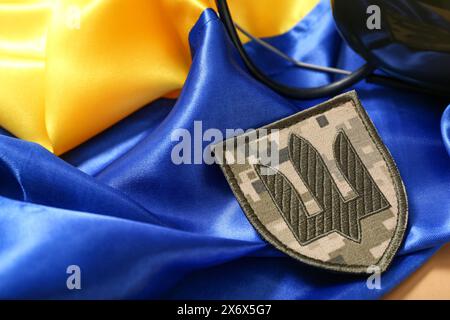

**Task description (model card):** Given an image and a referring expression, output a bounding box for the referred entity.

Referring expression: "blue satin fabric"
[0,1,449,299]
[442,105,450,157]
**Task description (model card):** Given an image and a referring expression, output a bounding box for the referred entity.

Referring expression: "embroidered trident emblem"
[214,91,408,274]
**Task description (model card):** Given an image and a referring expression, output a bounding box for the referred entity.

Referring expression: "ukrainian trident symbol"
[215,91,408,274]
[255,130,391,246]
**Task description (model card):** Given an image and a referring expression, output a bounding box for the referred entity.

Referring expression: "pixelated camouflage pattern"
[214,91,408,274]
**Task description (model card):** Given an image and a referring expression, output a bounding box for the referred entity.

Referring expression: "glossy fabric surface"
[0,1,449,299]
[443,105,450,157]
[0,0,318,155]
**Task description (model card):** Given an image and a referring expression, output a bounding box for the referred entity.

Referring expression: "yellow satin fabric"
[0,0,319,154]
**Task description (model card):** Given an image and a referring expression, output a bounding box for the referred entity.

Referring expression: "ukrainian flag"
[0,0,448,299]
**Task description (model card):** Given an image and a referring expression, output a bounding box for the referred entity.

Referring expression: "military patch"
[213,91,408,274]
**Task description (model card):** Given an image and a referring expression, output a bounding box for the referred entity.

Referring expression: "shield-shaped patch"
[214,91,408,274]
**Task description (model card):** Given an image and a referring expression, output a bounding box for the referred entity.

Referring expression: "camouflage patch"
[213,91,408,274]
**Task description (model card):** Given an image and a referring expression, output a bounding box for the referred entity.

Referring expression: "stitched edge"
[216,90,408,274]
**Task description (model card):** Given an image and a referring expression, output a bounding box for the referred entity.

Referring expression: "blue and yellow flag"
[0,0,449,299]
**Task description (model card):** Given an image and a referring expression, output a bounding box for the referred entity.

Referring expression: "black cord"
[215,0,375,99]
